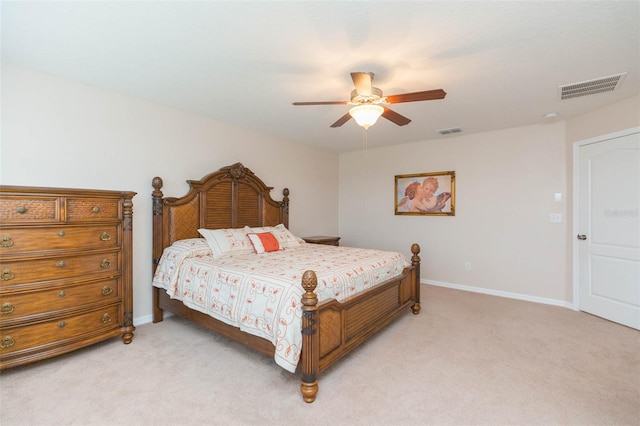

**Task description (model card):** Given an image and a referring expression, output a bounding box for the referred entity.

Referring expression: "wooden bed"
[151,162,421,403]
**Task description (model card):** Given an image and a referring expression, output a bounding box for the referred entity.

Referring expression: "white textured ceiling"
[2,1,639,153]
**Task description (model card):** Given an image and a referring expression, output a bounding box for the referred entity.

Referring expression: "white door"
[575,128,640,330]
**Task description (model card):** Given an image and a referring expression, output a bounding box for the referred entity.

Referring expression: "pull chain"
[363,127,368,162]
[362,128,369,211]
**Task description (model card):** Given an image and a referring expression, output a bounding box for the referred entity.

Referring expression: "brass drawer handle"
[1,303,15,315]
[58,291,66,297]
[1,269,15,281]
[100,232,111,241]
[58,321,67,328]
[101,313,111,324]
[56,260,66,268]
[92,206,100,213]
[57,230,66,237]
[1,336,15,349]
[16,206,27,214]
[0,237,14,248]
[101,286,113,296]
[100,259,111,269]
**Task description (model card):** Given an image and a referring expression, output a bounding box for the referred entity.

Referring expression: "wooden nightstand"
[302,236,340,246]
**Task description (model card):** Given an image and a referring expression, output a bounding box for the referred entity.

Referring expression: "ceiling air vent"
[437,127,462,135]
[560,73,627,100]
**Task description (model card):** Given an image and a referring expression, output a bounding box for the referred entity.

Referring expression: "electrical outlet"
[464,261,471,271]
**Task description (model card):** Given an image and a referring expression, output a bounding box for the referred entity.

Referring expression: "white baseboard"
[134,311,174,326]
[133,314,153,326]
[423,279,576,310]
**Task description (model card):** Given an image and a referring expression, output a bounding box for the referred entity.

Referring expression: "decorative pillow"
[247,232,281,254]
[197,227,254,257]
[250,223,301,249]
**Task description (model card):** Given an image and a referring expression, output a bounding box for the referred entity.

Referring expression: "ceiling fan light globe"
[349,105,384,129]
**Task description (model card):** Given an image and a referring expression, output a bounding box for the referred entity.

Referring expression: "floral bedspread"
[152,239,409,372]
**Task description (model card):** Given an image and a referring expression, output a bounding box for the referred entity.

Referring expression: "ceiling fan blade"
[386,89,447,104]
[330,112,352,128]
[382,108,411,126]
[292,101,348,106]
[351,72,373,97]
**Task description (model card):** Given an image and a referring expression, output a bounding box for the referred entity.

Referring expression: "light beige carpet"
[1,285,638,426]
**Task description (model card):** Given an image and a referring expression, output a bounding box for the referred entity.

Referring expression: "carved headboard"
[151,162,289,268]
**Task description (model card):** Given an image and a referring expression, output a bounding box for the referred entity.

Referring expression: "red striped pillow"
[247,232,281,254]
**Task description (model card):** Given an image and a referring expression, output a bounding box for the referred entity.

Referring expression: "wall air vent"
[437,127,462,135]
[560,73,626,100]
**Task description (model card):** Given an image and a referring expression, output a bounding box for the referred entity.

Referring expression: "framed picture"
[395,171,455,216]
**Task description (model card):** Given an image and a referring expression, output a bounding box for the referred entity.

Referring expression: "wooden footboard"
[299,243,421,402]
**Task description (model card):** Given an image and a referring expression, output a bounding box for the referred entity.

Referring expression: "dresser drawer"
[0,304,121,355]
[0,196,59,224]
[0,225,121,256]
[0,278,120,321]
[0,251,120,286]
[67,198,121,221]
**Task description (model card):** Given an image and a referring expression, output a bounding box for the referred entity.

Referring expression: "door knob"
[577,234,587,240]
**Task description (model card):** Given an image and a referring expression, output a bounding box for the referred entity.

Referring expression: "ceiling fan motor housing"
[350,87,384,104]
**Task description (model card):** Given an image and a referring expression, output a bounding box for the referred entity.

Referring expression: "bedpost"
[282,188,290,228]
[121,194,135,343]
[300,270,319,403]
[152,177,165,323]
[411,243,421,315]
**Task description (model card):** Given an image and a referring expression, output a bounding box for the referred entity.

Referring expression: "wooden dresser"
[0,186,135,369]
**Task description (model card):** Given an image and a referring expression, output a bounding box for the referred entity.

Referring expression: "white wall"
[339,123,570,304]
[565,96,640,144]
[1,64,339,324]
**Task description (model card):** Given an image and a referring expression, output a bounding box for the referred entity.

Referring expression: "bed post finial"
[152,177,163,196]
[300,270,319,403]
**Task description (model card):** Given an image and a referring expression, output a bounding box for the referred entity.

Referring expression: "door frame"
[572,126,640,310]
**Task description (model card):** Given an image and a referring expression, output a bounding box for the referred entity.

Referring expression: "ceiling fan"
[292,72,446,129]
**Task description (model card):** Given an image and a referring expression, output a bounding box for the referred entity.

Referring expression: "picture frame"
[395,171,455,216]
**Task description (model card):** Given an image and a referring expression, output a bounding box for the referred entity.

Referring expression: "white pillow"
[250,224,300,249]
[198,227,254,257]
[169,238,212,257]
